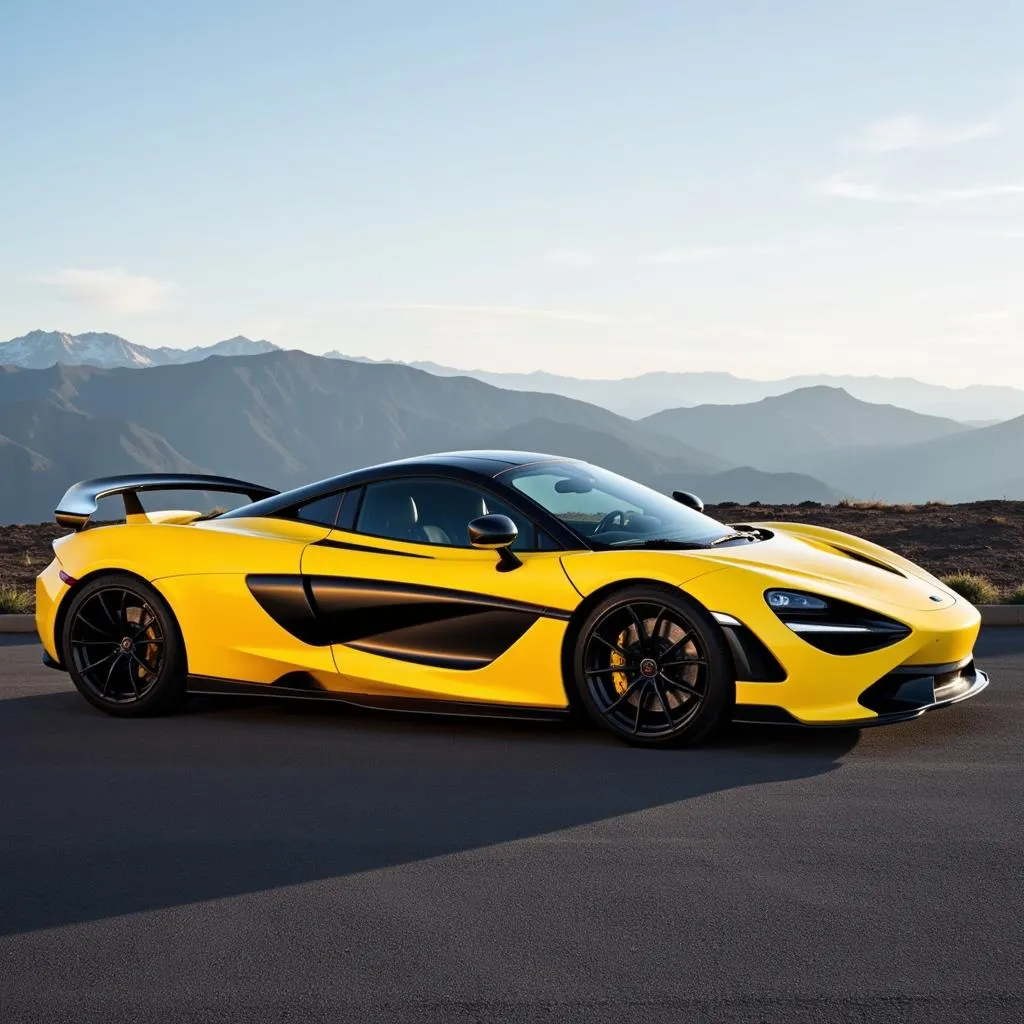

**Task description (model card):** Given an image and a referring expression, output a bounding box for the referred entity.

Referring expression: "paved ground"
[0,632,1021,1023]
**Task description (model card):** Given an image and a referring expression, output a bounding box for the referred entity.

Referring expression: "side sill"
[186,674,570,722]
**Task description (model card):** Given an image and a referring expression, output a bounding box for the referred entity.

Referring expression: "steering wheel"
[594,509,628,534]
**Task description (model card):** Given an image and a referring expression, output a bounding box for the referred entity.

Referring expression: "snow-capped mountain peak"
[0,330,279,370]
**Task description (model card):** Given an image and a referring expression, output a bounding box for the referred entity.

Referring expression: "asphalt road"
[1,632,1021,1024]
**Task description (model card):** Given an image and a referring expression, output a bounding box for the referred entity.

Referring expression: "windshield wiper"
[708,531,759,547]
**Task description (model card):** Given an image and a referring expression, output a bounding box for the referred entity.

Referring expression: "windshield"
[501,461,734,549]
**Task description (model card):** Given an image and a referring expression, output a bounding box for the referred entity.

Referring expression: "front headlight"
[765,589,910,655]
[766,590,827,612]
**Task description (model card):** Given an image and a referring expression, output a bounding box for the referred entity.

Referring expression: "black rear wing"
[54,474,278,530]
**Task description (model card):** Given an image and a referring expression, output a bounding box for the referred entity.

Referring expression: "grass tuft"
[0,582,33,614]
[837,499,907,510]
[1005,585,1024,605]
[940,572,1000,606]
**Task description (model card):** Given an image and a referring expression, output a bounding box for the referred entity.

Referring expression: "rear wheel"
[572,585,733,747]
[62,574,187,717]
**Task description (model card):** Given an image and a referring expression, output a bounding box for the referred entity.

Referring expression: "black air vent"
[832,546,906,578]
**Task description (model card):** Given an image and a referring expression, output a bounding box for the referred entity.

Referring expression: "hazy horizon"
[3,1,1023,386]
[7,326,1024,391]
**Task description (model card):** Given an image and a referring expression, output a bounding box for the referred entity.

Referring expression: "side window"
[355,478,551,550]
[337,487,363,531]
[294,488,363,530]
[296,493,342,527]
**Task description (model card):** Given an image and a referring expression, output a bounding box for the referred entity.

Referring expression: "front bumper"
[735,659,989,728]
[682,566,984,726]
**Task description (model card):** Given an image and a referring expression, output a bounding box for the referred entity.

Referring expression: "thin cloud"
[814,173,1024,205]
[638,242,796,264]
[638,248,719,265]
[542,248,599,269]
[36,267,177,313]
[955,310,1014,331]
[840,112,1004,153]
[347,302,613,325]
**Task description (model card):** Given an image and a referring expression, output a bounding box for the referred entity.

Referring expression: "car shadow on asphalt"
[0,684,860,937]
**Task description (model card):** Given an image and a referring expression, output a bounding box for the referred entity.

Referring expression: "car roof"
[220,450,578,520]
[388,450,573,476]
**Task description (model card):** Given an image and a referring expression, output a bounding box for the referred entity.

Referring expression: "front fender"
[557,549,726,600]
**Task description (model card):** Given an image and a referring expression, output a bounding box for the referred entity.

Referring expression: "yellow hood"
[690,522,957,612]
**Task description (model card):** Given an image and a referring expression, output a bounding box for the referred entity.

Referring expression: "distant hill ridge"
[351,358,1024,424]
[641,386,970,471]
[2,329,1022,423]
[2,342,1023,517]
[0,350,841,523]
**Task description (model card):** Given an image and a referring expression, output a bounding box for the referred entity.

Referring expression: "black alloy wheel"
[573,586,733,747]
[62,574,187,717]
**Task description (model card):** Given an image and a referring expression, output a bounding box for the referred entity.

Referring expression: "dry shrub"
[940,573,1000,606]
[0,582,33,614]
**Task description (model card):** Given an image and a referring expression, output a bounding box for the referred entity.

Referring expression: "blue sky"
[2,0,1023,383]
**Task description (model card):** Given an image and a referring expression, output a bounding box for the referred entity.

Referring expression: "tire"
[61,573,187,718]
[571,584,733,748]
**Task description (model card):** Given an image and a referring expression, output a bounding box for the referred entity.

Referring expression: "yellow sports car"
[36,451,988,747]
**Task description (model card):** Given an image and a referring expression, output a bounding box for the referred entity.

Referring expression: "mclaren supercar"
[36,451,988,746]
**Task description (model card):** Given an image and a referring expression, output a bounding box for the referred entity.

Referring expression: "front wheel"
[572,585,733,747]
[62,574,187,717]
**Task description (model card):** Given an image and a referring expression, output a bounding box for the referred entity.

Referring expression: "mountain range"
[0,351,840,523]
[1,330,1023,521]
[3,329,1023,423]
[329,352,1024,424]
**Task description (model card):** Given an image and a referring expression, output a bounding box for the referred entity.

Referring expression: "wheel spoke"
[132,649,158,674]
[75,611,108,636]
[101,653,125,697]
[661,673,703,700]
[71,639,116,647]
[632,681,650,734]
[626,605,647,645]
[96,592,121,630]
[660,630,694,661]
[133,613,157,639]
[602,674,646,714]
[126,659,141,697]
[586,663,638,677]
[79,650,118,675]
[649,606,667,643]
[651,676,674,730]
[661,658,707,668]
[590,633,630,659]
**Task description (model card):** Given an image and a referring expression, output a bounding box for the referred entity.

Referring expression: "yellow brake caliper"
[610,629,630,694]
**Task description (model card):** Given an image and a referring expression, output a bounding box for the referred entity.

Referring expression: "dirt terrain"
[3,500,1024,605]
[710,499,1024,593]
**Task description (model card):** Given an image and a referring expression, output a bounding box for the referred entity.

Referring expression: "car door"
[299,476,581,709]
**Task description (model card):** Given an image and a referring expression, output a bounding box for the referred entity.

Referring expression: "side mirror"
[468,514,522,571]
[672,490,704,512]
